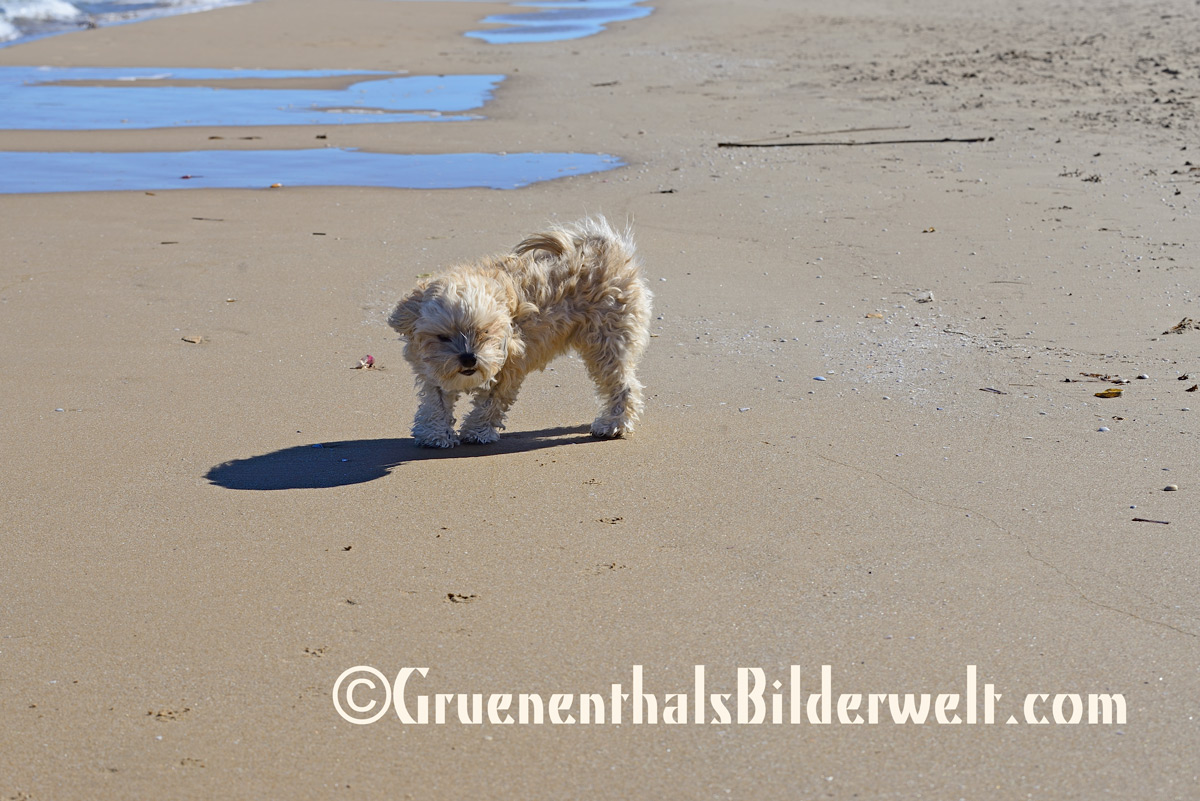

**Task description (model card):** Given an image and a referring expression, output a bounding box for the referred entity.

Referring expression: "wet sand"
[2,0,1198,798]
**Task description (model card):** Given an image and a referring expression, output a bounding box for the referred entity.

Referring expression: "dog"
[388,216,651,448]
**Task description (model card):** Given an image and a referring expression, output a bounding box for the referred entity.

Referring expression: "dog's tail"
[514,216,638,269]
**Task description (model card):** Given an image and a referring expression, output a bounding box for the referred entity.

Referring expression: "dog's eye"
[436,334,451,343]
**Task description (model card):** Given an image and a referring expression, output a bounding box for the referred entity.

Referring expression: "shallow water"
[0,2,641,191]
[2,0,653,47]
[465,0,652,44]
[0,67,504,129]
[0,148,624,192]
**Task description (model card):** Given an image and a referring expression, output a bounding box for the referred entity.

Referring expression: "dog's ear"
[388,284,427,336]
[498,279,540,323]
[505,328,526,360]
[505,302,537,362]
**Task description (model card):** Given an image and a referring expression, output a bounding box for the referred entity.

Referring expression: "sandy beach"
[2,0,1198,797]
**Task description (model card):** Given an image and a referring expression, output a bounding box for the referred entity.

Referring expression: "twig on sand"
[720,125,912,146]
[1163,317,1199,335]
[1132,517,1170,525]
[717,136,995,148]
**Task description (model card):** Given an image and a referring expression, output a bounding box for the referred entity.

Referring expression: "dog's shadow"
[205,425,596,490]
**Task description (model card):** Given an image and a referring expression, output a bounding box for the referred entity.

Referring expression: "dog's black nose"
[459,352,478,368]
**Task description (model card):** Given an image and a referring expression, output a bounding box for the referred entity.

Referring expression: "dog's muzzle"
[458,351,478,376]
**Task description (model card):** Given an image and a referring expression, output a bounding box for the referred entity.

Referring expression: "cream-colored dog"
[388,216,651,448]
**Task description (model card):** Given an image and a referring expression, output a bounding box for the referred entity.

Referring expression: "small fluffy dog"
[388,216,651,448]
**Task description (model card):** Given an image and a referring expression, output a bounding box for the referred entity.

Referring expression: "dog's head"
[389,274,520,391]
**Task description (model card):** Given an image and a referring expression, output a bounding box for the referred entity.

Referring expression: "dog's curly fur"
[388,216,651,448]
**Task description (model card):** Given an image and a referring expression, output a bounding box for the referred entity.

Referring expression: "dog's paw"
[460,425,501,445]
[413,427,460,449]
[590,418,633,439]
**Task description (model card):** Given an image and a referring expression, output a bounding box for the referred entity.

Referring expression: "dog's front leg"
[459,372,525,444]
[412,384,461,448]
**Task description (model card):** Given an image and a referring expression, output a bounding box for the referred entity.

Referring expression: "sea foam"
[0,0,252,45]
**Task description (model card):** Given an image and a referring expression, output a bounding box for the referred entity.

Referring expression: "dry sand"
[2,0,1199,797]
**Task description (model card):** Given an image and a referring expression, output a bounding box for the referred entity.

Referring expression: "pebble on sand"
[1164,484,1179,491]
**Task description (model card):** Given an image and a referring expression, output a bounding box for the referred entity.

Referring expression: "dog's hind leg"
[459,371,525,444]
[578,340,645,439]
[412,384,461,448]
